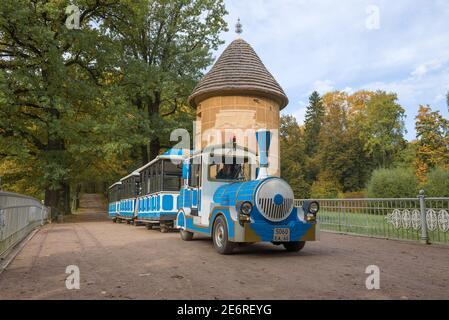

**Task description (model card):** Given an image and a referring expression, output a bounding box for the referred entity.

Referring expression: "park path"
[0,193,448,300]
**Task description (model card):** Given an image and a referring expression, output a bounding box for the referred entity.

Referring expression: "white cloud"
[219,0,449,139]
[411,58,447,79]
[312,80,334,95]
[288,101,308,125]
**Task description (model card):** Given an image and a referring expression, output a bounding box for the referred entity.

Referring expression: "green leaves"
[0,0,228,211]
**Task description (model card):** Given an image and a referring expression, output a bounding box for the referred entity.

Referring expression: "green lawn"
[318,210,449,244]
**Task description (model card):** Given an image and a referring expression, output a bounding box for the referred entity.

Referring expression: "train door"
[188,156,202,220]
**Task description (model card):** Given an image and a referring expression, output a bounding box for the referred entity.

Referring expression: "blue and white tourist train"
[175,130,319,254]
[134,150,185,232]
[116,172,140,224]
[107,182,121,221]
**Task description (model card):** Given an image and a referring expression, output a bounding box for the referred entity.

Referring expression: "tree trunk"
[75,184,81,209]
[150,137,160,162]
[62,182,71,214]
[148,92,162,161]
[44,188,60,217]
[141,144,149,165]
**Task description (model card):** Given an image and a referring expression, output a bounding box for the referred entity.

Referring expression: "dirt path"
[0,194,448,300]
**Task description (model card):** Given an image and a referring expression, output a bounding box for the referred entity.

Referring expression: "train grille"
[257,198,293,222]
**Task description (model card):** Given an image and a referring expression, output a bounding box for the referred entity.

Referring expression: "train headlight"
[303,201,320,222]
[240,201,253,216]
[309,202,319,215]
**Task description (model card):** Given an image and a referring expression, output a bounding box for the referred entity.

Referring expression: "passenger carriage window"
[162,160,182,192]
[189,157,201,188]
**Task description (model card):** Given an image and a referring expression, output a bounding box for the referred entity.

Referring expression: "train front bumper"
[238,220,319,243]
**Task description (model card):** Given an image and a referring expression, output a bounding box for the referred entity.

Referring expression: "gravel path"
[0,194,448,300]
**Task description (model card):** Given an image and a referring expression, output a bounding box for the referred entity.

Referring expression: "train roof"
[108,181,122,189]
[120,171,140,182]
[191,143,257,157]
[135,150,188,173]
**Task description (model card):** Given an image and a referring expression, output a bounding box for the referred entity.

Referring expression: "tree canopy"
[0,0,227,212]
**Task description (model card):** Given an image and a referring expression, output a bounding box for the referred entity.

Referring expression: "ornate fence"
[0,191,49,259]
[295,192,449,245]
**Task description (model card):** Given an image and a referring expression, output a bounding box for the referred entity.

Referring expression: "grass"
[318,210,449,244]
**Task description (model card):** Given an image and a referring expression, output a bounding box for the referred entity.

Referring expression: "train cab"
[175,130,320,254]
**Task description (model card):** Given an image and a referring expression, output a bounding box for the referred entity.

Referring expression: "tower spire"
[235,18,243,37]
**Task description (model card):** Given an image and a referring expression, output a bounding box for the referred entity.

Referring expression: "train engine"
[176,130,320,254]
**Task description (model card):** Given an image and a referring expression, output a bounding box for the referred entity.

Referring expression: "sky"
[210,0,449,140]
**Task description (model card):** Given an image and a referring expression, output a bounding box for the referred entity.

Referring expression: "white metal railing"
[295,192,449,245]
[0,191,49,258]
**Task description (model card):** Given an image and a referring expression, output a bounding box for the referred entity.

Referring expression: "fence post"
[418,190,430,245]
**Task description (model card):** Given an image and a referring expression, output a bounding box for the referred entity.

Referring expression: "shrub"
[310,171,342,199]
[366,168,418,198]
[425,167,449,197]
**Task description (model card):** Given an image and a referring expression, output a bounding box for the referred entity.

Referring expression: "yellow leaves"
[414,104,449,180]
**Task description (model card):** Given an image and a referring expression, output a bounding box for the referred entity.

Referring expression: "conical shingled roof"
[188,38,289,109]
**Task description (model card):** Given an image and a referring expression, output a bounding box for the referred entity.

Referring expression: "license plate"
[273,228,290,242]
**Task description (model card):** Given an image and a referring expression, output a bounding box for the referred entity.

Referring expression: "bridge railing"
[0,191,49,258]
[295,193,449,245]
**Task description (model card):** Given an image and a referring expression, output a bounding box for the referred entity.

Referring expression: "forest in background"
[280,91,449,199]
[1,1,448,214]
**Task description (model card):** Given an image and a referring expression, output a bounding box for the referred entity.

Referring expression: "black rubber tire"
[180,229,194,241]
[212,216,236,255]
[160,223,169,233]
[146,224,153,230]
[283,241,306,252]
[112,218,117,223]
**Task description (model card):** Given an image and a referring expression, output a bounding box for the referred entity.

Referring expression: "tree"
[361,92,406,168]
[0,0,128,212]
[280,115,310,198]
[102,0,228,163]
[414,105,449,181]
[304,91,324,155]
[310,171,341,199]
[317,91,363,193]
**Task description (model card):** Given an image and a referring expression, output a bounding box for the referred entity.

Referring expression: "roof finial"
[235,18,243,37]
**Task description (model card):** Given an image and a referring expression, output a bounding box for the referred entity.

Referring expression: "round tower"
[188,38,288,177]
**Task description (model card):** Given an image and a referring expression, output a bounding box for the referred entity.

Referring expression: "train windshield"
[209,157,251,182]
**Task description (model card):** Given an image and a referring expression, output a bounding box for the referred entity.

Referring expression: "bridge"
[0,192,448,299]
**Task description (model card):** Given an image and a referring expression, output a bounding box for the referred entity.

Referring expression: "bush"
[310,171,342,199]
[425,167,449,197]
[366,168,418,198]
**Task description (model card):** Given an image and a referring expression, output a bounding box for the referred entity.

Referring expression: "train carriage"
[175,130,320,255]
[135,150,185,232]
[108,182,122,221]
[117,172,140,224]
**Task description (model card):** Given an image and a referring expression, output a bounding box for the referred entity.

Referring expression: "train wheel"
[283,241,306,252]
[180,229,194,241]
[212,216,236,255]
[160,223,169,233]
